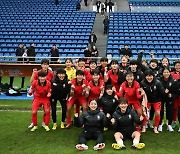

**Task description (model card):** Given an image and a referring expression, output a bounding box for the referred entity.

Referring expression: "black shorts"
[119,128,135,140]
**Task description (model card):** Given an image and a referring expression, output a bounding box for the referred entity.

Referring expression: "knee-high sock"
[173,109,178,122]
[178,107,180,124]
[44,111,50,126]
[142,115,147,127]
[66,118,71,125]
[43,113,46,123]
[32,112,37,126]
[154,115,160,127]
[173,99,179,121]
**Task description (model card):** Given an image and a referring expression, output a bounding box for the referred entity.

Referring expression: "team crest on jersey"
[86,116,90,118]
[128,114,132,119]
[97,115,101,120]
[53,83,57,86]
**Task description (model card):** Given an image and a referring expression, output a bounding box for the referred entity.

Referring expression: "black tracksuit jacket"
[159,76,177,102]
[112,106,142,132]
[51,75,70,100]
[98,93,118,116]
[140,78,165,103]
[74,108,107,132]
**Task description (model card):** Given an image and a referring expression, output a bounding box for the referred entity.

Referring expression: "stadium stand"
[128,0,180,12]
[129,1,180,6]
[0,0,96,62]
[0,0,179,63]
[107,12,180,59]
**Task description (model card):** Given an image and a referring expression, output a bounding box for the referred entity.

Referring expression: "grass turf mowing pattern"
[0,100,32,110]
[0,100,32,108]
[0,112,180,154]
[0,101,180,153]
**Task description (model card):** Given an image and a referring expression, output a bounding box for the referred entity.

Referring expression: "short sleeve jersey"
[88,80,104,101]
[31,80,51,101]
[71,78,88,97]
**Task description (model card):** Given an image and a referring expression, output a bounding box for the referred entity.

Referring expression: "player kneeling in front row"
[28,71,51,132]
[74,99,107,151]
[111,97,145,150]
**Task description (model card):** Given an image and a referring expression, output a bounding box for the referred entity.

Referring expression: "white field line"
[0,105,62,112]
[0,110,31,112]
[0,105,12,106]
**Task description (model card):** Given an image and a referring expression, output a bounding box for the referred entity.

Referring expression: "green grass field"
[0,100,180,154]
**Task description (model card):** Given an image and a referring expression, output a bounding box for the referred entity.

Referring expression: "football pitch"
[0,100,180,154]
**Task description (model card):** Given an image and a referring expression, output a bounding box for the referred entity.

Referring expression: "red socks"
[44,111,50,126]
[66,118,71,125]
[154,115,160,127]
[142,115,147,127]
[32,112,37,126]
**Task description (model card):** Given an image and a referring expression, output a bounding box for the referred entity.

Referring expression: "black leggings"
[51,98,66,123]
[149,106,155,121]
[160,101,174,125]
[79,130,104,145]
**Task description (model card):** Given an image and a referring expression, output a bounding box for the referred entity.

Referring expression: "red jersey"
[88,80,104,101]
[171,71,180,80]
[34,70,54,81]
[84,69,103,82]
[31,80,51,102]
[117,81,142,103]
[71,78,88,97]
[107,70,120,91]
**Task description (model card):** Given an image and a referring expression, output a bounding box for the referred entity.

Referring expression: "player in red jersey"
[66,70,88,128]
[97,57,109,78]
[28,71,51,132]
[117,71,147,132]
[28,59,54,129]
[75,58,86,71]
[30,59,54,83]
[104,60,121,92]
[171,60,180,128]
[86,69,104,102]
[171,60,180,80]
[84,60,103,82]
